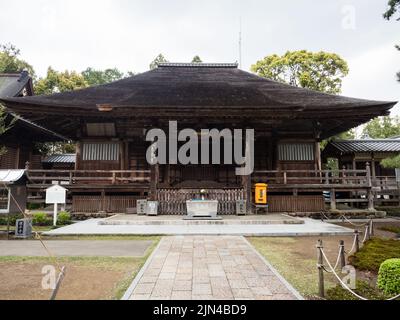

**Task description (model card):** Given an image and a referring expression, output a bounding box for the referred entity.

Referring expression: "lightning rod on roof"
[239,17,242,69]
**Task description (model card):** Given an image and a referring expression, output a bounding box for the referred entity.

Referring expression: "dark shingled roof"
[0,72,67,142]
[326,140,400,154]
[43,153,76,164]
[0,71,33,98]
[0,63,396,110]
[0,63,397,140]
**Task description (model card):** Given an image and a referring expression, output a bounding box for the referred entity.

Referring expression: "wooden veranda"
[24,163,391,214]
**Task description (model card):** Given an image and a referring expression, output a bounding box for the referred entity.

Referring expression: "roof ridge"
[334,139,400,143]
[157,62,238,68]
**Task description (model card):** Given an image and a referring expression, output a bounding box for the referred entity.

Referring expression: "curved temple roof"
[0,63,397,139]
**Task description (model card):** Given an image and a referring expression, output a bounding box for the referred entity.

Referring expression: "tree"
[381,154,400,168]
[252,50,352,144]
[0,43,35,77]
[82,67,132,86]
[251,50,349,94]
[384,0,400,81]
[149,54,168,70]
[320,129,356,150]
[384,0,400,20]
[35,141,76,156]
[191,55,202,63]
[362,116,400,139]
[0,106,16,155]
[34,67,88,95]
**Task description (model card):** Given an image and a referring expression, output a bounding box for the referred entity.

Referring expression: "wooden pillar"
[100,189,106,212]
[15,146,20,169]
[371,154,376,187]
[242,133,253,214]
[150,163,159,201]
[366,162,375,211]
[124,141,129,170]
[241,174,252,213]
[315,141,321,171]
[330,188,336,210]
[267,137,274,170]
[75,142,81,170]
[165,164,171,186]
[119,141,124,170]
[317,239,325,298]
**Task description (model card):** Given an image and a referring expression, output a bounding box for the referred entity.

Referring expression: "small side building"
[322,139,400,179]
[323,139,400,207]
[42,153,76,170]
[0,169,27,214]
[0,72,67,170]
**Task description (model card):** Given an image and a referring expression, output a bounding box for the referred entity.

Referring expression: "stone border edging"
[121,237,165,300]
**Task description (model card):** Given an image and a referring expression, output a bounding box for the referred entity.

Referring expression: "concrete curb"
[121,237,164,300]
[242,236,304,300]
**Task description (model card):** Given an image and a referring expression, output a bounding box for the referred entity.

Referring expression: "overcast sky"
[0,0,399,116]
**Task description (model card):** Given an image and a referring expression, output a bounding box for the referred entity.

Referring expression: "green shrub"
[32,212,51,226]
[378,259,400,295]
[57,211,71,226]
[0,213,24,225]
[350,238,400,272]
[326,280,389,300]
[27,203,42,210]
[376,207,400,217]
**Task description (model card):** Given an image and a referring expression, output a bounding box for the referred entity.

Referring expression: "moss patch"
[350,238,400,272]
[326,280,390,300]
[379,225,400,235]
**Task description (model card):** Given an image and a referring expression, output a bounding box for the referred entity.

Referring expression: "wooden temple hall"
[0,63,397,215]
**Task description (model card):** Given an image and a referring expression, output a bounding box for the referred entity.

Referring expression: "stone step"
[98,217,304,226]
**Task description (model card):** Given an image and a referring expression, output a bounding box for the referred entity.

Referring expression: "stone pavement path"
[126,236,302,300]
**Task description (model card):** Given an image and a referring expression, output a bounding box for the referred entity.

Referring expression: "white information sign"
[46,185,67,204]
[45,185,67,226]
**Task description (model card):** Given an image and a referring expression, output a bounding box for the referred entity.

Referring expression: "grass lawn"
[0,225,55,232]
[0,236,160,300]
[248,226,400,300]
[247,236,346,299]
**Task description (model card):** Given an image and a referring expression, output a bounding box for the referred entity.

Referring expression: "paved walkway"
[44,218,353,236]
[0,240,153,257]
[123,236,303,300]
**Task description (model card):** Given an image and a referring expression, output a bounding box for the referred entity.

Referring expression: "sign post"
[45,185,67,226]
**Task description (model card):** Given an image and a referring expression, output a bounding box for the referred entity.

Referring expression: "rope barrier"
[319,212,373,228]
[346,233,358,255]
[319,243,400,301]
[320,248,368,300]
[362,225,369,243]
[321,248,400,301]
[339,215,371,227]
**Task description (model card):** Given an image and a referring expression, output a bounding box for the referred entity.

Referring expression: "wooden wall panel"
[268,195,325,213]
[0,147,18,169]
[72,195,141,213]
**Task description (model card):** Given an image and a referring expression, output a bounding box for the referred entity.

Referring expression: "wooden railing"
[251,169,370,187]
[374,176,399,189]
[26,169,151,185]
[157,188,245,215]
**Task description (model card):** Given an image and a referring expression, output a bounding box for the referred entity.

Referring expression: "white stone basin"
[186,200,218,218]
